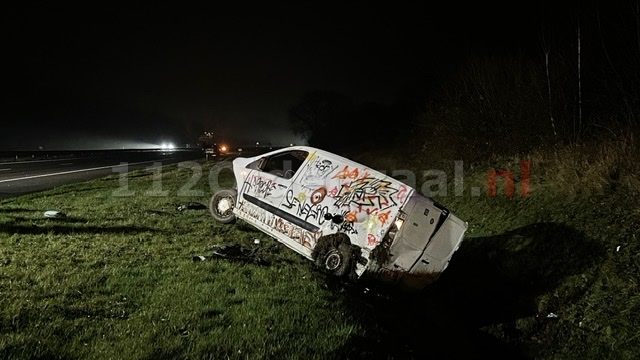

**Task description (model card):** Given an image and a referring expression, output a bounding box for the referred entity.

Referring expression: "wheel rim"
[324,250,342,271]
[216,196,234,216]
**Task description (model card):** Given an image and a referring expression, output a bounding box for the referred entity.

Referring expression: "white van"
[209,146,468,291]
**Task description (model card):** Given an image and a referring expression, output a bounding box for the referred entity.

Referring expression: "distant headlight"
[219,144,228,153]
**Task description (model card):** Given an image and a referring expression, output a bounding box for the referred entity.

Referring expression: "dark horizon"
[2,1,627,151]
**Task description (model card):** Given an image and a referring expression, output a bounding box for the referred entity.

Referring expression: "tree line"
[288,1,640,159]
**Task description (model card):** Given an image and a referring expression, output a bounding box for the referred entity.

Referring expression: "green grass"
[417,136,640,359]
[1,146,639,359]
[0,161,361,359]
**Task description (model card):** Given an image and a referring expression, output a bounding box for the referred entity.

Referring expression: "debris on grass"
[145,209,176,216]
[193,243,269,266]
[177,202,207,211]
[44,210,67,219]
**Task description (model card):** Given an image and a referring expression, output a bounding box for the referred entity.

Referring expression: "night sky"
[2,1,588,150]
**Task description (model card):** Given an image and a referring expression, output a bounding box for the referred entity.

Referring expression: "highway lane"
[0,150,205,199]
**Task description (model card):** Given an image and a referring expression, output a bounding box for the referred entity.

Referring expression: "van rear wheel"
[324,249,343,271]
[313,234,354,278]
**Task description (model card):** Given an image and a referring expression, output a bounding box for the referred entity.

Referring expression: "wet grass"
[1,147,639,359]
[0,160,360,359]
[395,135,640,359]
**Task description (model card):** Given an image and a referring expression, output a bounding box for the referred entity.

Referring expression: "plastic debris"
[546,313,558,318]
[193,243,269,266]
[145,209,175,216]
[44,210,67,219]
[177,202,207,211]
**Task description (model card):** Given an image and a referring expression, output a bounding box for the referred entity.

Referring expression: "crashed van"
[208,146,467,291]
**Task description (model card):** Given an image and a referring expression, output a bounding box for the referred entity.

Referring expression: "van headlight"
[385,218,403,242]
[394,218,404,231]
[385,212,406,242]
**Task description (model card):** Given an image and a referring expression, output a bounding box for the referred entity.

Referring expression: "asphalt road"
[0,149,205,199]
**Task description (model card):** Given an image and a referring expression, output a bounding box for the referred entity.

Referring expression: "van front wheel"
[209,189,237,224]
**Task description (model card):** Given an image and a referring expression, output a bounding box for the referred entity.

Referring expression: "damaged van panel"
[209,146,468,291]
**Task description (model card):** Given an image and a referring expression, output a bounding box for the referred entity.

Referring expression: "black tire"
[209,189,237,224]
[313,233,354,278]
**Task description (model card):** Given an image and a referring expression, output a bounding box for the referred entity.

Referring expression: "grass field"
[1,146,639,359]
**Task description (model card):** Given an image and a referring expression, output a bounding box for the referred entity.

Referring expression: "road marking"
[0,160,154,184]
[0,168,11,171]
[0,157,92,165]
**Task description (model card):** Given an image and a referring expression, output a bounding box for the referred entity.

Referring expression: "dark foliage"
[288,1,640,162]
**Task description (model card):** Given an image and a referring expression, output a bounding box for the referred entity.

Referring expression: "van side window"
[246,158,263,170]
[262,150,308,179]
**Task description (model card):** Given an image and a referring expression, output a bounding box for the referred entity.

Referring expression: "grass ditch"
[1,140,639,359]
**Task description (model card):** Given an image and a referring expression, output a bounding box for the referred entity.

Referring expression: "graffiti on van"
[209,146,468,291]
[282,189,330,224]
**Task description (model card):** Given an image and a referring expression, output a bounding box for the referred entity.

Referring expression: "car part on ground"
[193,243,269,266]
[177,202,207,211]
[44,210,67,218]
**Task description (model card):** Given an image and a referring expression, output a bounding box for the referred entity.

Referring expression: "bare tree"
[287,90,354,148]
[542,23,558,138]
